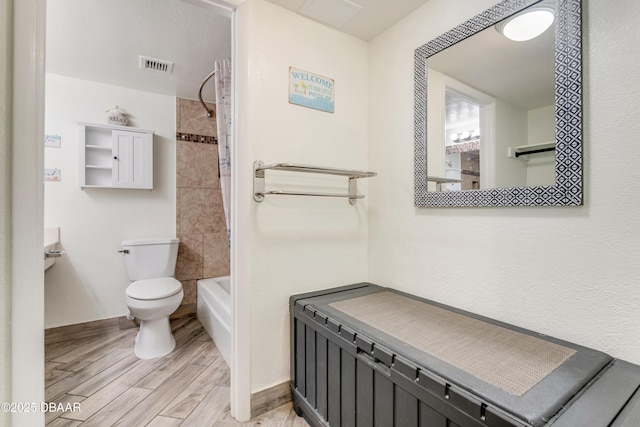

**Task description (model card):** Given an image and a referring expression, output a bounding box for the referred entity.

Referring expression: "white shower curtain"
[214,59,232,245]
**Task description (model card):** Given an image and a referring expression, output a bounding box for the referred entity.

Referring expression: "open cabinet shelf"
[78,122,154,189]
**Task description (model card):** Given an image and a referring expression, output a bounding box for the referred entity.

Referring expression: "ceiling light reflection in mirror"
[496,2,555,41]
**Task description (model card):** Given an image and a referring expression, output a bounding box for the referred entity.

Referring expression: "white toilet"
[121,238,183,359]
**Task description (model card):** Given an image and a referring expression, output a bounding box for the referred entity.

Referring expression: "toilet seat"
[126,277,182,300]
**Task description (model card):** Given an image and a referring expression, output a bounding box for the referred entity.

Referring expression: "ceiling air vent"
[139,55,174,74]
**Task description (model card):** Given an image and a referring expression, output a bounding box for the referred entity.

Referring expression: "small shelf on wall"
[78,122,154,189]
[85,165,113,170]
[509,141,556,159]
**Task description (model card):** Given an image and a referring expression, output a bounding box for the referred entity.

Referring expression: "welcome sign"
[289,67,335,113]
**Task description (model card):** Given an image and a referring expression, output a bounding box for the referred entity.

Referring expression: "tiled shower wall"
[175,98,230,305]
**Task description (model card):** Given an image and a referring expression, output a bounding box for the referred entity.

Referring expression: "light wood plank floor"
[45,316,309,427]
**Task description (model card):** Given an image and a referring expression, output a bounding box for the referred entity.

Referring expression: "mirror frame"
[414,0,582,207]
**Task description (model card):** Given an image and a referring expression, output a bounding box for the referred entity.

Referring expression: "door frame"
[442,75,496,189]
[11,0,46,425]
[11,0,251,424]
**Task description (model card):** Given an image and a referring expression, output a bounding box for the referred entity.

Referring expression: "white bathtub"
[197,276,231,366]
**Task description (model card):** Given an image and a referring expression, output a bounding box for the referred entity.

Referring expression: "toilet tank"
[121,238,180,281]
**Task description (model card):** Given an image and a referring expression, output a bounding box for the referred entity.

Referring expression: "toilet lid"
[126,277,182,300]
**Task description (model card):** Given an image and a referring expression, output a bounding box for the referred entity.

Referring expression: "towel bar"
[253,160,376,205]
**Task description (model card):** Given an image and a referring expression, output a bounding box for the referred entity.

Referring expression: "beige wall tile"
[175,98,228,288]
[178,188,224,234]
[203,233,230,278]
[175,234,203,281]
[176,98,217,137]
[209,213,227,233]
[176,187,181,233]
[176,140,220,189]
[181,280,197,305]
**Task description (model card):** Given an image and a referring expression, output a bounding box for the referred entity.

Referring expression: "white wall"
[0,0,12,423]
[528,105,554,145]
[494,98,527,187]
[526,105,555,186]
[369,0,640,364]
[44,73,176,328]
[235,0,369,393]
[427,68,445,183]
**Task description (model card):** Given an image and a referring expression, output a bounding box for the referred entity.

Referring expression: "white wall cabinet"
[78,122,154,189]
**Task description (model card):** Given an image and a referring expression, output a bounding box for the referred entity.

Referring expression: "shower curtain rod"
[198,69,216,118]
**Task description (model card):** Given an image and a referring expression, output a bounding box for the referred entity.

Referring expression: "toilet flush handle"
[118,249,129,254]
[44,249,65,259]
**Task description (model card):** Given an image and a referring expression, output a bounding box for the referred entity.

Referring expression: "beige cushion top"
[330,291,576,396]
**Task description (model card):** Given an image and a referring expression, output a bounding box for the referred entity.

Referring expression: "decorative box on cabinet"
[291,283,640,427]
[78,122,154,189]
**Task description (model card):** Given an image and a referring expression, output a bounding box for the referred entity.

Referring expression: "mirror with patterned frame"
[414,0,582,207]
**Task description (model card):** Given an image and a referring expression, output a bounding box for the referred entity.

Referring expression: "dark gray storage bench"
[290,283,640,427]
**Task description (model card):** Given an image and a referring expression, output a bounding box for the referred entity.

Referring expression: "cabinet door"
[112,130,153,189]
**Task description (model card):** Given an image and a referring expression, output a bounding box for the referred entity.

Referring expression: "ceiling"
[46,0,431,102]
[264,0,431,41]
[428,17,555,113]
[47,0,552,111]
[46,0,232,102]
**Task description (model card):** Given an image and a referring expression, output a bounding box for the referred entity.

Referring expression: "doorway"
[442,76,496,191]
[444,89,481,191]
[12,0,245,425]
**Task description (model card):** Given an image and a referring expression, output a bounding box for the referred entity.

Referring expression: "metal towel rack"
[253,160,376,205]
[427,176,464,191]
[510,141,556,158]
[427,176,464,184]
